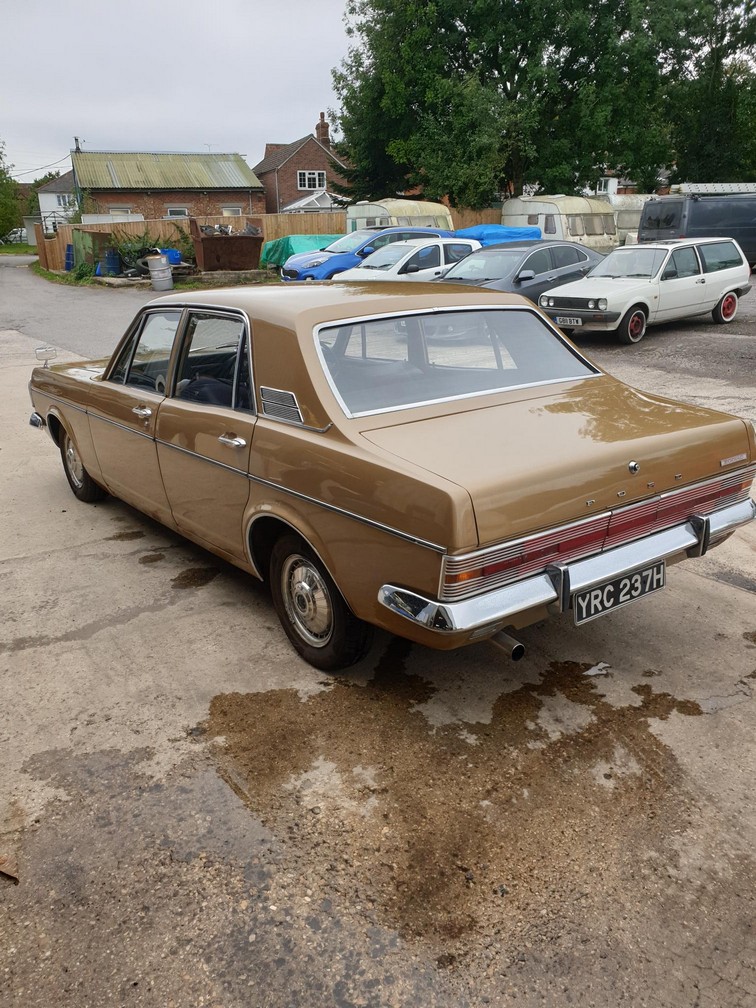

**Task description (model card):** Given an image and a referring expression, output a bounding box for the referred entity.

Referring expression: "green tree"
[669,0,756,181]
[332,0,752,206]
[0,142,21,237]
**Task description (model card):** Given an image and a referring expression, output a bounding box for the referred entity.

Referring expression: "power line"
[10,155,71,179]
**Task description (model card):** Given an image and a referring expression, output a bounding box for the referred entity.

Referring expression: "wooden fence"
[35,206,501,273]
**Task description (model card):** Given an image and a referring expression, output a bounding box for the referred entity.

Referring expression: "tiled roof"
[253,136,346,175]
[71,151,262,190]
[38,170,75,193]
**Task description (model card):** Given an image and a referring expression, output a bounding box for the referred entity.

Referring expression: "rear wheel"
[269,534,372,671]
[712,291,738,324]
[617,305,647,344]
[60,431,107,502]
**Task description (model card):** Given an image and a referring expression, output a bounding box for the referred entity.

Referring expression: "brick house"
[70,148,265,220]
[252,113,349,214]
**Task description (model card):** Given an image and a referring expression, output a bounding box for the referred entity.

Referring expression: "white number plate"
[555,316,583,326]
[573,561,665,625]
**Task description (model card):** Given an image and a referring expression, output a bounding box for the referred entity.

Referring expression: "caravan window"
[544,214,556,234]
[603,215,616,234]
[567,215,584,236]
[583,215,603,236]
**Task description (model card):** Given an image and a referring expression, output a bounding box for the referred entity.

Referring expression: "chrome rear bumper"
[378,497,756,636]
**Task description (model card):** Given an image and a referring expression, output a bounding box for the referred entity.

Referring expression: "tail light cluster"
[441,466,755,601]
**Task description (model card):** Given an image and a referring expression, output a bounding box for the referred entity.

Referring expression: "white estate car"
[338,237,481,282]
[539,238,752,344]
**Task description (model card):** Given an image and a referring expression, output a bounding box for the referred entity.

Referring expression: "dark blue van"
[639,192,756,266]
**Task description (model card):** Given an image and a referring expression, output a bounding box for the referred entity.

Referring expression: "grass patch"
[30,261,97,285]
[0,243,36,255]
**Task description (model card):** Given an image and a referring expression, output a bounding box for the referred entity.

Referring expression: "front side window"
[298,170,326,190]
[174,313,250,410]
[109,311,182,390]
[522,248,552,275]
[667,247,701,278]
[317,309,596,416]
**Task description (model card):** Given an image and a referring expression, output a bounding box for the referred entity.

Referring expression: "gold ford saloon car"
[29,283,756,670]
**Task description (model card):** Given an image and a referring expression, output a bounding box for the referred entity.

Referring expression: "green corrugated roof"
[71,151,262,190]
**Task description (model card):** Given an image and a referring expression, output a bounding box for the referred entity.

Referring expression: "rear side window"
[698,241,744,273]
[444,242,476,264]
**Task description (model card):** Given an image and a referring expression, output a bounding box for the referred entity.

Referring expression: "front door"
[655,246,713,321]
[88,308,182,524]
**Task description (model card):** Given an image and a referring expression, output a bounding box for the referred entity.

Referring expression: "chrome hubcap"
[282,555,333,648]
[64,436,84,487]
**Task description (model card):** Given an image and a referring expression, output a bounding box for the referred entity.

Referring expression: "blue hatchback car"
[281,226,454,281]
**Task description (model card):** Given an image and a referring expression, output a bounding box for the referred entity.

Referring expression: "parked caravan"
[501,196,619,254]
[347,198,454,232]
[595,193,653,244]
[638,185,756,265]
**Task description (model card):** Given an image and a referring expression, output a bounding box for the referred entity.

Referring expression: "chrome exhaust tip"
[489,630,525,662]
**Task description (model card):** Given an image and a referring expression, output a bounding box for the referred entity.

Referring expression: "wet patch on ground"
[205,658,705,950]
[105,530,146,542]
[171,567,220,589]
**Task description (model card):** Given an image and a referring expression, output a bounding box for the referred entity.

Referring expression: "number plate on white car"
[555,316,583,326]
[573,561,665,625]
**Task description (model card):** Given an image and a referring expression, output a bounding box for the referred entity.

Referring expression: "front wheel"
[269,534,372,671]
[712,291,738,324]
[617,305,647,344]
[60,431,107,502]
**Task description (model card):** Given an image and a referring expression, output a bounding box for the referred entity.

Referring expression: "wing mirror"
[516,269,536,282]
[35,346,57,367]
[357,246,375,258]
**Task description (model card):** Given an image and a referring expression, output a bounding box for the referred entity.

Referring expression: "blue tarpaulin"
[454,224,542,245]
[260,234,344,268]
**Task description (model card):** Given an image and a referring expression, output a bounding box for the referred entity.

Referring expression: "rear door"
[155,310,256,563]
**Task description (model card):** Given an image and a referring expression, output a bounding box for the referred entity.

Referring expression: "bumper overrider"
[378,497,756,638]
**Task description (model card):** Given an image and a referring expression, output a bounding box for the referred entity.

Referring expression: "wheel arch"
[247,512,338,590]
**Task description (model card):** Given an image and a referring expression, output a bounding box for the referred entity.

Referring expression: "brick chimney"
[315,112,330,148]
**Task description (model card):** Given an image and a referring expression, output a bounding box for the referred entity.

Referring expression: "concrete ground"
[1,260,755,1006]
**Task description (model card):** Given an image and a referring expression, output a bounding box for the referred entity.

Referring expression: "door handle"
[132,406,152,418]
[696,278,706,284]
[218,434,246,448]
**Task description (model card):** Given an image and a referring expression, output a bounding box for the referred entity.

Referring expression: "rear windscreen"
[641,201,683,231]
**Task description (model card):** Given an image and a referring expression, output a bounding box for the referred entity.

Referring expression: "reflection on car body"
[28,283,756,670]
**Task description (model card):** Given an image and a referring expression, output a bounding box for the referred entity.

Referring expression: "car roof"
[626,237,738,250]
[375,237,474,250]
[151,281,532,329]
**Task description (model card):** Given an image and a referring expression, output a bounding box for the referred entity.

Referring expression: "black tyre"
[269,534,372,671]
[712,291,738,324]
[60,430,107,502]
[617,305,647,344]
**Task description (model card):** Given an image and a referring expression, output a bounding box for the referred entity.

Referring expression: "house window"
[298,171,326,190]
[166,207,189,217]
[56,194,76,208]
[109,207,134,215]
[221,207,242,216]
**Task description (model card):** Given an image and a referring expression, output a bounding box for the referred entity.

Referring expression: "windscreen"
[442,248,525,281]
[640,201,683,232]
[324,230,376,253]
[357,245,409,270]
[590,246,668,278]
[317,309,596,416]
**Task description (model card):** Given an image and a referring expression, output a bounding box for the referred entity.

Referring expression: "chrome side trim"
[88,412,154,441]
[379,498,755,635]
[37,391,87,415]
[156,440,446,551]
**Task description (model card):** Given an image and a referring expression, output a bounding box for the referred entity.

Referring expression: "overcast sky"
[2,0,354,181]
